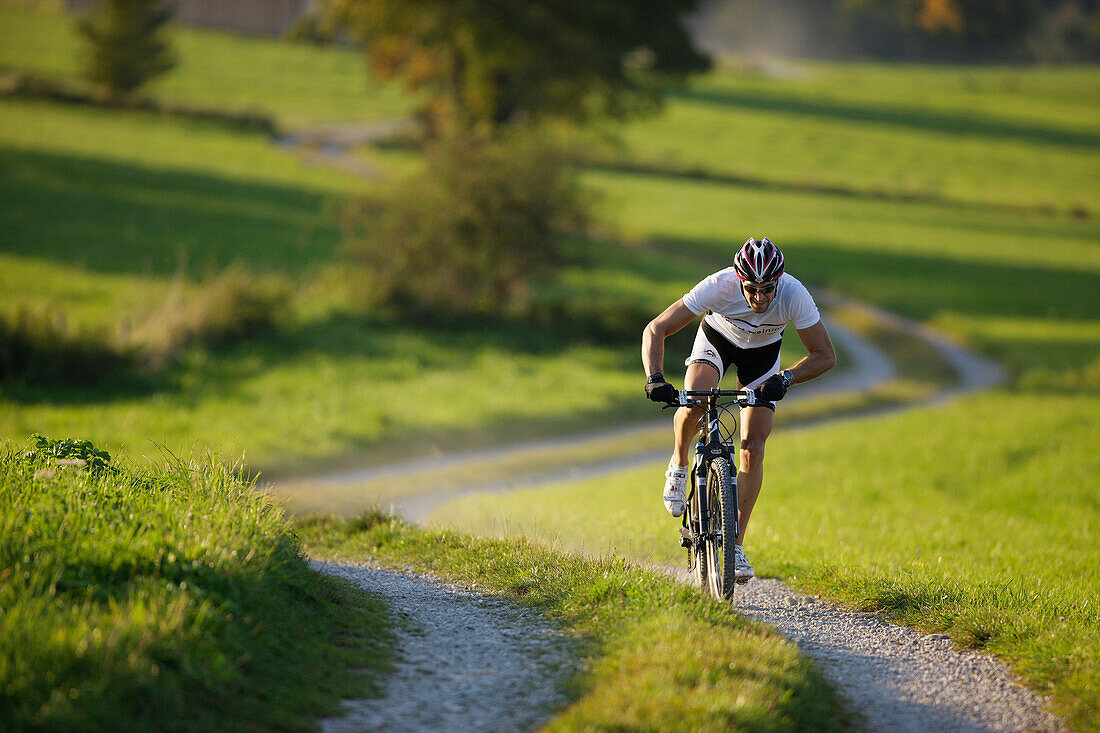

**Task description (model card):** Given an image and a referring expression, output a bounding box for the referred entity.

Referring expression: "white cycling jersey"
[682,269,821,349]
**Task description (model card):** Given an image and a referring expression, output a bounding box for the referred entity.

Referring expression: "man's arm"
[642,299,698,377]
[787,319,837,384]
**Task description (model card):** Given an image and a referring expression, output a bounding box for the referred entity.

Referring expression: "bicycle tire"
[706,457,738,600]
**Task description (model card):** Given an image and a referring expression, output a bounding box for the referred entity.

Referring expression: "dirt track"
[303,298,1067,730]
[284,119,1054,729]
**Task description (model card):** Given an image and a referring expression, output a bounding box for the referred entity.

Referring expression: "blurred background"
[1,0,1097,480]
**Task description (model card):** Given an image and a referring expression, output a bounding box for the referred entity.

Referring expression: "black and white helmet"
[734,237,785,283]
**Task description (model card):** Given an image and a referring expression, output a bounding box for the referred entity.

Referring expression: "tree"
[323,0,710,133]
[79,0,176,101]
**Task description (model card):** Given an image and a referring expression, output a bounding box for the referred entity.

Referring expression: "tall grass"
[0,438,394,731]
[0,308,135,387]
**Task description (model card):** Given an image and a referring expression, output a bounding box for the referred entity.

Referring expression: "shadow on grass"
[0,146,341,278]
[651,233,1100,323]
[582,158,1090,219]
[665,86,1100,149]
[0,369,168,405]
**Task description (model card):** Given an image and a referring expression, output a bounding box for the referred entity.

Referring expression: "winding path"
[304,298,1067,731]
[302,296,1003,524]
[284,119,1053,729]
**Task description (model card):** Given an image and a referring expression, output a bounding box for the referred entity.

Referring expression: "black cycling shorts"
[686,320,782,390]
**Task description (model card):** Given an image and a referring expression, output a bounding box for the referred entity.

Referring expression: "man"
[641,237,836,581]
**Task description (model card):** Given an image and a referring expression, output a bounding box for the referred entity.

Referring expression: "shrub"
[129,264,292,368]
[341,130,588,318]
[0,308,135,388]
[1,266,290,389]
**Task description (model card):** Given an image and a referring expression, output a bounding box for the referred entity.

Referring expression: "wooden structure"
[66,0,312,36]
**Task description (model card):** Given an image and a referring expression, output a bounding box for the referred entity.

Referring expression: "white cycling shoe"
[663,466,688,517]
[733,545,755,582]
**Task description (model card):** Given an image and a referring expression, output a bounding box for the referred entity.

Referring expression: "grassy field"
[0,437,394,731]
[438,392,1100,725]
[0,3,413,127]
[3,87,1096,472]
[2,3,1099,729]
[299,511,851,731]
[2,4,1097,473]
[604,61,1100,213]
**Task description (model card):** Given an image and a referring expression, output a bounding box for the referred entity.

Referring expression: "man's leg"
[735,404,774,545]
[662,362,721,516]
[672,362,721,466]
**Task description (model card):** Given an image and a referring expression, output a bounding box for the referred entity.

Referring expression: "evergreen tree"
[79,0,176,100]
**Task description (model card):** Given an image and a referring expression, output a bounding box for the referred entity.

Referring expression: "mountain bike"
[663,388,761,601]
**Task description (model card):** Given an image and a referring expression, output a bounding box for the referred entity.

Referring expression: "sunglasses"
[742,282,777,295]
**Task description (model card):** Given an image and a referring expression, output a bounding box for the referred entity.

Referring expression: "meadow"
[2,6,1097,473]
[2,3,1099,727]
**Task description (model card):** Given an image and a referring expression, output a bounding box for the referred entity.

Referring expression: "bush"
[1,266,290,390]
[341,130,588,318]
[129,264,291,368]
[0,308,135,388]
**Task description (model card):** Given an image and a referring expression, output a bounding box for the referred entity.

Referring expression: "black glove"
[645,373,676,404]
[756,373,789,402]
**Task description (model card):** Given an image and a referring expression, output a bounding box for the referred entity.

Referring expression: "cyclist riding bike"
[642,237,836,581]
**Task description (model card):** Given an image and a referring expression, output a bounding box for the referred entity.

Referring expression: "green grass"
[2,4,1099,728]
[275,302,947,516]
[584,167,1100,382]
[3,83,1097,473]
[436,390,1100,729]
[0,4,414,127]
[0,438,396,731]
[2,2,1097,471]
[601,62,1100,213]
[298,511,851,731]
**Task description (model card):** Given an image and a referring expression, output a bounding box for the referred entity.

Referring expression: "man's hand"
[645,373,676,403]
[756,373,789,402]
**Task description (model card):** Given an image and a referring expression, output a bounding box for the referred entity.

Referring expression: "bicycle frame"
[674,388,758,597]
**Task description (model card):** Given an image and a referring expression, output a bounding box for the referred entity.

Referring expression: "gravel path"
[736,578,1064,732]
[298,300,1059,730]
[660,566,1064,732]
[312,560,573,733]
[305,314,895,523]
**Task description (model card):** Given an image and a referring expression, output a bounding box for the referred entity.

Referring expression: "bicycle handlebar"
[668,387,760,408]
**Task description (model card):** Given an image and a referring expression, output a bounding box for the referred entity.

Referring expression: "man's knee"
[676,404,705,432]
[740,435,767,467]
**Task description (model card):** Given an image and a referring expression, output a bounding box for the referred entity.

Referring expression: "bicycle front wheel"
[705,457,738,600]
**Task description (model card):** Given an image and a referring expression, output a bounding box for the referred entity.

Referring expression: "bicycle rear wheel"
[705,457,738,600]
